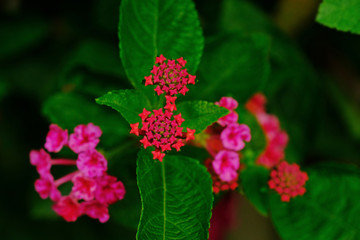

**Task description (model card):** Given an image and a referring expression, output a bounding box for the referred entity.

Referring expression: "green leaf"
[316,0,360,35]
[136,149,213,240]
[119,0,204,89]
[196,33,271,102]
[240,166,270,216]
[0,19,49,60]
[176,100,229,132]
[96,89,153,124]
[43,92,128,148]
[269,164,360,240]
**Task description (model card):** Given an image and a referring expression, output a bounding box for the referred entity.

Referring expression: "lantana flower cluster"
[268,161,309,202]
[246,93,308,202]
[130,55,196,161]
[30,123,126,222]
[245,93,289,169]
[204,97,251,194]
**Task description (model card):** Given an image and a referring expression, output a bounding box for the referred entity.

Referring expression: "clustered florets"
[30,123,125,222]
[131,55,196,161]
[144,54,196,97]
[246,93,308,202]
[204,97,251,194]
[268,161,308,202]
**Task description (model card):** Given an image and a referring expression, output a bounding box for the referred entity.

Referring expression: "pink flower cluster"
[144,54,196,97]
[130,108,195,161]
[204,97,251,194]
[245,93,288,169]
[268,161,308,202]
[30,123,126,222]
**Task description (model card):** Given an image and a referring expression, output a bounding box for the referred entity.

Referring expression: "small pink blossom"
[83,200,110,223]
[216,97,238,110]
[245,93,266,114]
[44,124,68,153]
[205,159,239,194]
[220,124,251,151]
[34,174,61,201]
[69,123,102,153]
[72,174,97,201]
[95,174,126,204]
[30,149,51,177]
[212,150,239,182]
[218,111,238,127]
[77,150,107,177]
[268,161,308,202]
[52,196,82,222]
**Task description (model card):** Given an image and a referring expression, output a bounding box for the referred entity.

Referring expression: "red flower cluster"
[203,97,251,194]
[245,93,288,169]
[131,55,196,161]
[30,123,125,222]
[130,108,195,161]
[268,161,308,202]
[144,54,196,97]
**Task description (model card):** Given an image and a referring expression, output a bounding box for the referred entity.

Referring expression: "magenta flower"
[268,161,308,202]
[30,123,126,223]
[69,123,102,153]
[216,97,238,110]
[144,55,196,97]
[44,124,68,153]
[130,108,195,161]
[77,150,107,178]
[34,174,61,201]
[220,123,251,151]
[83,200,110,223]
[218,111,238,127]
[52,196,83,222]
[30,149,51,177]
[72,174,97,201]
[95,174,126,204]
[212,150,240,182]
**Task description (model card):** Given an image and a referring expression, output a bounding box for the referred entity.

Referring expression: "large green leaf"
[240,165,269,216]
[316,0,360,35]
[119,0,204,89]
[43,92,128,148]
[269,164,360,240]
[196,33,271,103]
[96,89,154,124]
[136,149,213,240]
[176,100,229,133]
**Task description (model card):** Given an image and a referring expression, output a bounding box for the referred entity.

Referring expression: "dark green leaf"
[43,92,128,148]
[196,33,271,102]
[96,89,153,124]
[136,149,213,240]
[176,100,229,133]
[240,166,270,216]
[269,164,360,240]
[316,0,360,34]
[119,0,204,89]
